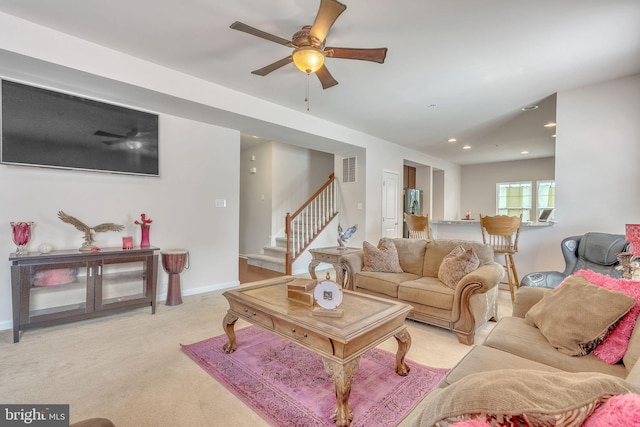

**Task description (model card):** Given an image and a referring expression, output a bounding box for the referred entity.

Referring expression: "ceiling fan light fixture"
[292,47,325,74]
[125,140,143,150]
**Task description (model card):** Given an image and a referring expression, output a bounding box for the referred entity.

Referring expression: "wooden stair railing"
[285,173,338,275]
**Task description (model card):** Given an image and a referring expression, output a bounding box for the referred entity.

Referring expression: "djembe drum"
[161,249,189,306]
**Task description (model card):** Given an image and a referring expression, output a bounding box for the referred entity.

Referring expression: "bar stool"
[479,214,522,301]
[404,213,432,240]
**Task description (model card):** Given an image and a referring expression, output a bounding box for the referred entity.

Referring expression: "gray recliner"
[520,232,628,289]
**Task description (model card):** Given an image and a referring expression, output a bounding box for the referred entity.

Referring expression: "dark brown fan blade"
[230,21,296,48]
[251,56,293,76]
[102,139,124,146]
[315,65,338,89]
[325,47,388,63]
[309,0,346,45]
[94,130,125,138]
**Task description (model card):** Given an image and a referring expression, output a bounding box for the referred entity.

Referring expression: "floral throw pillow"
[438,245,479,289]
[362,239,403,273]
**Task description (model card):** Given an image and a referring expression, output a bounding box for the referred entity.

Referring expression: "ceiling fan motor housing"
[293,25,324,49]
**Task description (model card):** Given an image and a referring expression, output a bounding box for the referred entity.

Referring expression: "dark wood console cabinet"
[10,246,159,342]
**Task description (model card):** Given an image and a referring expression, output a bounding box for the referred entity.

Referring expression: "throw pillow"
[571,270,640,364]
[362,238,403,273]
[583,393,640,427]
[525,276,636,356]
[437,246,480,289]
[413,370,638,427]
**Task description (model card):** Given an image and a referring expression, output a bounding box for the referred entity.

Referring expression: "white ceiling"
[0,0,639,165]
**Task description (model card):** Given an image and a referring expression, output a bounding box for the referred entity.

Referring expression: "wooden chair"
[479,214,522,302]
[404,213,432,240]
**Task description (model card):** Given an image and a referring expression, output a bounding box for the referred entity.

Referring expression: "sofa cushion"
[438,246,479,289]
[354,271,420,298]
[413,369,639,427]
[484,317,628,378]
[525,276,635,356]
[423,240,494,277]
[570,269,640,364]
[440,345,562,388]
[398,277,454,310]
[362,239,403,273]
[389,238,427,275]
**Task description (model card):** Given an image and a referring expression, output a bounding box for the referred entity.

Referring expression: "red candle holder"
[122,236,133,250]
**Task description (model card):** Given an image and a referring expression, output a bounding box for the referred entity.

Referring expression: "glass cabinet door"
[97,258,148,310]
[28,261,89,321]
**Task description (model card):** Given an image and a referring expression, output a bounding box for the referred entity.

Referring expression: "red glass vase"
[140,225,151,248]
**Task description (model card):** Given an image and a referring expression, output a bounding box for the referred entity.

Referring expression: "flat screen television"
[1,80,159,176]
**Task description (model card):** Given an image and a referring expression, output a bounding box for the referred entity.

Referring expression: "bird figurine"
[57,211,124,251]
[337,224,357,249]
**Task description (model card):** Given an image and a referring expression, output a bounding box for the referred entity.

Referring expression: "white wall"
[239,142,273,255]
[540,73,640,273]
[334,148,367,250]
[1,115,240,330]
[461,157,555,219]
[555,74,640,236]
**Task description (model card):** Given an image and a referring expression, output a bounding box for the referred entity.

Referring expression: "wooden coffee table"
[222,276,412,427]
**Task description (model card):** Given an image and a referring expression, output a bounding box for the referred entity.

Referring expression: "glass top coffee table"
[222,276,412,427]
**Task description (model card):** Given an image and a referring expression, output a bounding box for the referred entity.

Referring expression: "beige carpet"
[0,278,511,426]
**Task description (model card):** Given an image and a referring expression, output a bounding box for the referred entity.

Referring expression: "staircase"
[245,173,338,275]
[245,237,288,273]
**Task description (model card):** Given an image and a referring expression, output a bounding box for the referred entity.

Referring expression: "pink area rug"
[181,326,447,427]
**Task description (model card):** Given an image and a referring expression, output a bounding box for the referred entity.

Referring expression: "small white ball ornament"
[38,243,52,254]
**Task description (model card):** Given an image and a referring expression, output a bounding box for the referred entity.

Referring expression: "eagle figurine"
[57,211,124,251]
[337,224,357,249]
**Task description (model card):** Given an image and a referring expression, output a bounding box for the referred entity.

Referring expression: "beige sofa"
[405,285,640,426]
[340,238,504,345]
[439,286,640,386]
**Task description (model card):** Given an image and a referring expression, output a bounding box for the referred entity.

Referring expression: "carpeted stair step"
[275,237,288,249]
[262,245,286,259]
[245,254,286,273]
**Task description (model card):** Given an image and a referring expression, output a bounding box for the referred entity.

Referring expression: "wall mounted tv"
[1,80,159,176]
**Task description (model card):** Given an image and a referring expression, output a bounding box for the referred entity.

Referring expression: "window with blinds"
[496,181,532,221]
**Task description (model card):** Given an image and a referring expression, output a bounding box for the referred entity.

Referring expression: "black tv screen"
[1,80,159,176]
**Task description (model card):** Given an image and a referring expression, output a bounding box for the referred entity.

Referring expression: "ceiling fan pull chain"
[305,72,311,111]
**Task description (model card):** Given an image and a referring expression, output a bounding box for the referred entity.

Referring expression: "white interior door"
[382,170,400,237]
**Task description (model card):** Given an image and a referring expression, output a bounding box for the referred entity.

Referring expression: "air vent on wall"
[342,156,356,183]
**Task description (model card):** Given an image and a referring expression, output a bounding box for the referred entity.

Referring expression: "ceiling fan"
[94,129,154,151]
[230,0,387,89]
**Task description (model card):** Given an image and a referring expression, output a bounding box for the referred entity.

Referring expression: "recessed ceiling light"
[521,105,539,111]
[462,145,471,150]
[552,134,557,138]
[448,138,457,143]
[544,122,556,128]
[521,150,529,155]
